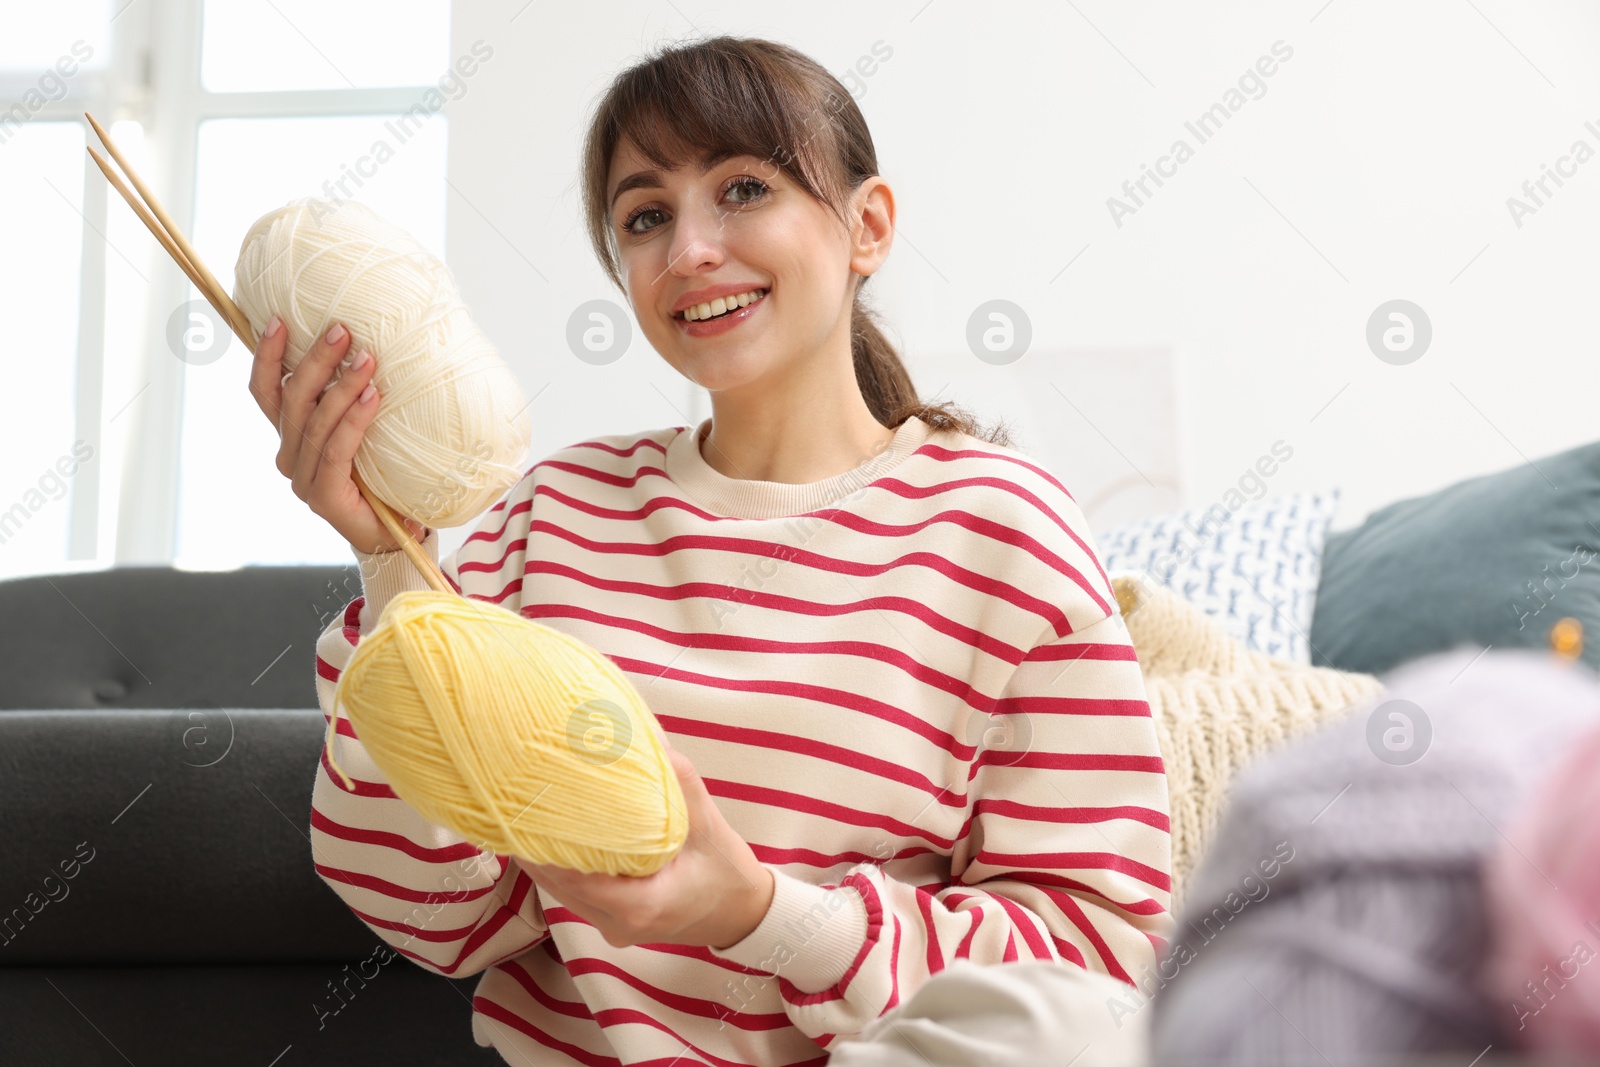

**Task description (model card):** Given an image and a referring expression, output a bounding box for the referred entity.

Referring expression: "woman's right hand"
[249,316,426,555]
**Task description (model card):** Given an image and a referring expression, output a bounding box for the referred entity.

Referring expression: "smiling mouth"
[675,287,769,322]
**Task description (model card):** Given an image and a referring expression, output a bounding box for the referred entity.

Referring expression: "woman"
[252,34,1171,1067]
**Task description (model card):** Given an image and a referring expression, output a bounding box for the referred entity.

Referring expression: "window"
[182,112,448,569]
[0,0,452,578]
[0,122,90,576]
[200,0,449,92]
[0,0,114,577]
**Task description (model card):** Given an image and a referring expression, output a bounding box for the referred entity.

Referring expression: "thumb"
[664,746,706,804]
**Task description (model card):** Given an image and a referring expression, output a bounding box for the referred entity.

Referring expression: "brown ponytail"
[581,34,1016,448]
[850,286,1013,445]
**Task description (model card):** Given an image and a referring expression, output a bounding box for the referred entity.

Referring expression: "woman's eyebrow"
[610,150,742,210]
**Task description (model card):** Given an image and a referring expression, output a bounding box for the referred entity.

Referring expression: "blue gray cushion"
[1309,440,1600,676]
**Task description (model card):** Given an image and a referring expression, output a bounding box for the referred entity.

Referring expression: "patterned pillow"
[1097,489,1342,663]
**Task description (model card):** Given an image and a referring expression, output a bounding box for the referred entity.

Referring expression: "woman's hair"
[580,34,1014,448]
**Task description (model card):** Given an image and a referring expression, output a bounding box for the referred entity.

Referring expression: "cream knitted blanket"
[1110,572,1386,908]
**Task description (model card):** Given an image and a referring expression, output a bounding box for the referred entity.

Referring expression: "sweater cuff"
[353,527,441,635]
[708,868,869,993]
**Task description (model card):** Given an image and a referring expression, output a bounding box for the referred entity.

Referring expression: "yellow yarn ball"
[324,590,687,877]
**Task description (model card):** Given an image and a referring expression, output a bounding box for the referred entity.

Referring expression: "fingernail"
[351,349,371,371]
[359,383,377,404]
[264,316,281,339]
[325,323,347,344]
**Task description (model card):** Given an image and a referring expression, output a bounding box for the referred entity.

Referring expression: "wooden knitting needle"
[85,113,252,340]
[86,146,220,322]
[84,112,454,595]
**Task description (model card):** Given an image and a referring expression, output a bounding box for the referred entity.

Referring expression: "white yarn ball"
[233,197,531,529]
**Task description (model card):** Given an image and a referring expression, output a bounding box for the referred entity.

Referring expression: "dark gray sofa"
[0,562,501,1065]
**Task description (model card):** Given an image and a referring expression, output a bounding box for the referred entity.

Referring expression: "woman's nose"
[666,205,727,275]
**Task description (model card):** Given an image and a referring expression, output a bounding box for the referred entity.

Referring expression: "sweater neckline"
[664,416,935,519]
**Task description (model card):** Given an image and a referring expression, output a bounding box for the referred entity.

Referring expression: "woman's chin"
[679,353,770,393]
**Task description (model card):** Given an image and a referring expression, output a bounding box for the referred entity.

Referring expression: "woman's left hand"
[517,745,776,950]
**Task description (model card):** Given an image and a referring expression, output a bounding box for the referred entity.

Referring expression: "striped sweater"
[310,414,1174,1066]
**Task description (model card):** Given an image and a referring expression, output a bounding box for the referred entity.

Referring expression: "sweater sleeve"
[708,608,1174,1047]
[309,523,551,978]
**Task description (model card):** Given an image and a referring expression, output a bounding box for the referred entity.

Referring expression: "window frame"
[27,0,447,571]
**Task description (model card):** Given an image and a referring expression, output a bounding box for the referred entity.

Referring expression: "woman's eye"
[622,208,664,235]
[727,178,766,205]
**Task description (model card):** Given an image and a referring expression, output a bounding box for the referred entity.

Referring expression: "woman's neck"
[698,395,897,484]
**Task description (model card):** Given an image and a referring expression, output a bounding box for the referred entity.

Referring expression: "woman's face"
[605,136,887,397]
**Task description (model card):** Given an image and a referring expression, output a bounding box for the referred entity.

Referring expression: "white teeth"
[683,288,766,321]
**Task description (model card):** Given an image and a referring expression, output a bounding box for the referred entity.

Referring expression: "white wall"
[446,0,1600,539]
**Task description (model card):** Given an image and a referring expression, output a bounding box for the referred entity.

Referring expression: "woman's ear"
[849,176,895,278]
